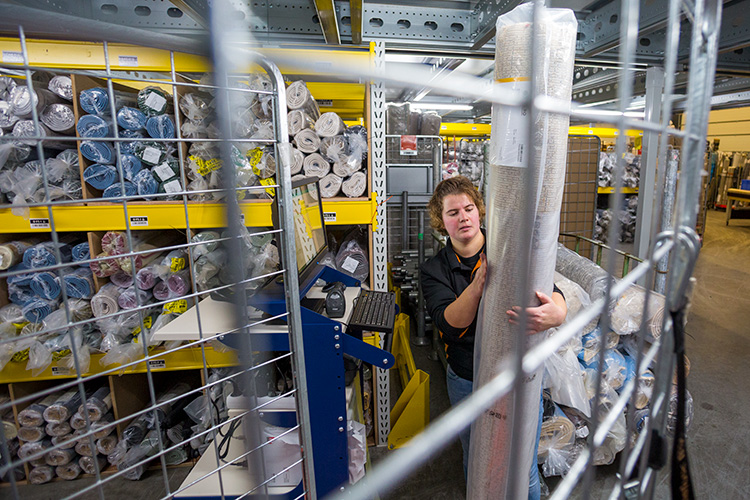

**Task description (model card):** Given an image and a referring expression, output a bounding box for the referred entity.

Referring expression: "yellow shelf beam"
[597,187,639,194]
[569,126,643,138]
[438,124,644,138]
[0,346,238,384]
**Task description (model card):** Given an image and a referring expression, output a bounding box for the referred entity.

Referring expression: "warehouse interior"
[0,0,749,499]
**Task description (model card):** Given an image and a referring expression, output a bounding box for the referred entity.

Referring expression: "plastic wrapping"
[315,112,345,137]
[137,86,172,116]
[319,173,342,198]
[581,348,627,391]
[83,163,117,190]
[543,337,590,416]
[80,386,112,422]
[179,93,211,122]
[302,152,330,178]
[611,284,666,340]
[579,326,620,363]
[9,86,65,118]
[90,252,121,278]
[294,128,321,154]
[335,239,369,282]
[56,461,82,480]
[635,370,655,409]
[286,80,320,120]
[23,297,61,323]
[48,75,73,101]
[30,270,63,300]
[553,271,597,335]
[118,287,154,310]
[0,100,20,132]
[116,106,147,130]
[91,283,121,317]
[143,382,191,430]
[151,157,180,183]
[44,447,77,467]
[420,112,441,135]
[18,425,45,442]
[386,103,409,135]
[320,135,346,163]
[80,140,115,164]
[118,429,163,480]
[146,114,176,139]
[288,109,315,136]
[45,420,72,437]
[122,413,149,447]
[40,103,76,133]
[79,88,136,116]
[29,465,55,484]
[0,240,37,270]
[134,141,167,167]
[18,438,52,460]
[555,243,613,309]
[96,434,118,456]
[76,114,111,138]
[43,388,83,424]
[341,171,367,198]
[69,412,86,430]
[538,402,576,477]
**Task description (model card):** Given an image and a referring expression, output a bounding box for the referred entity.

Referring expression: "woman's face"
[441,193,481,245]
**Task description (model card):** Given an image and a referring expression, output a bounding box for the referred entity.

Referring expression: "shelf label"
[30,218,50,229]
[324,212,337,222]
[316,99,333,107]
[148,359,166,370]
[130,216,149,227]
[51,366,71,376]
[400,135,417,156]
[2,51,23,63]
[118,55,139,67]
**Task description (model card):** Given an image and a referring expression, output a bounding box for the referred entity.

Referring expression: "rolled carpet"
[72,242,90,266]
[0,100,19,129]
[90,252,121,278]
[287,80,314,110]
[134,141,167,167]
[166,269,191,296]
[341,171,367,198]
[80,140,115,164]
[287,109,315,136]
[152,280,172,301]
[23,241,72,269]
[118,287,153,309]
[83,163,117,190]
[101,231,126,255]
[0,240,36,270]
[96,435,118,456]
[23,297,60,322]
[55,462,82,480]
[79,87,136,116]
[102,180,137,199]
[18,425,45,442]
[146,114,176,138]
[120,128,144,154]
[79,386,112,423]
[178,92,211,122]
[51,434,76,449]
[320,135,347,163]
[12,120,66,148]
[315,112,345,137]
[290,147,304,175]
[91,283,121,317]
[294,128,320,154]
[319,173,342,198]
[40,103,76,134]
[29,466,55,485]
[45,420,72,437]
[10,86,65,118]
[45,448,76,467]
[134,168,158,197]
[137,86,172,116]
[120,153,143,181]
[43,389,84,424]
[110,269,135,288]
[151,157,180,183]
[116,106,147,130]
[302,152,330,178]
[48,75,73,101]
[63,268,95,299]
[8,283,34,305]
[19,392,64,427]
[79,455,107,475]
[76,114,111,138]
[537,405,576,460]
[332,157,362,178]
[30,270,63,300]
[136,263,158,290]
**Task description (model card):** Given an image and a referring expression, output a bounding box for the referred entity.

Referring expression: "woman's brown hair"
[427,175,485,236]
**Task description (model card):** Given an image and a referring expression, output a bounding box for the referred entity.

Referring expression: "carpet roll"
[294,128,320,154]
[45,447,77,466]
[341,171,367,198]
[51,434,76,449]
[80,140,115,164]
[8,283,34,305]
[92,413,115,439]
[134,168,158,197]
[44,389,83,424]
[537,407,576,459]
[63,268,95,299]
[110,269,135,288]
[76,114,111,138]
[319,173,342,198]
[302,152,330,178]
[287,109,315,136]
[48,75,73,101]
[90,252,121,278]
[79,386,112,423]
[19,392,63,427]
[10,86,65,118]
[136,264,158,290]
[29,465,55,484]
[134,141,167,167]
[102,181,137,199]
[166,269,191,296]
[320,135,346,163]
[79,455,107,475]
[0,240,35,270]
[69,412,86,430]
[12,120,66,148]
[179,92,211,122]
[56,461,82,480]
[117,287,153,309]
[315,112,345,137]
[290,147,304,175]
[18,425,45,442]
[23,297,60,322]
[91,283,121,317]
[0,100,19,129]
[146,114,175,138]
[79,87,136,115]
[137,86,171,116]
[152,280,171,301]
[83,163,117,190]
[40,103,75,134]
[116,106,147,130]
[332,158,361,178]
[96,435,118,456]
[101,231,126,255]
[120,153,143,181]
[71,242,90,267]
[30,270,63,300]
[151,157,180,182]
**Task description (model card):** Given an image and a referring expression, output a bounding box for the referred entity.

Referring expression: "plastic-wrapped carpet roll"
[110,269,135,288]
[29,465,55,484]
[180,119,207,139]
[91,283,121,317]
[68,298,93,322]
[30,270,64,300]
[159,177,184,199]
[0,100,19,130]
[420,112,441,135]
[288,147,304,175]
[287,109,315,136]
[44,447,77,467]
[9,283,35,306]
[18,438,51,461]
[47,149,80,182]
[23,297,60,323]
[332,158,361,178]
[90,252,121,278]
[117,287,154,310]
[116,232,178,274]
[56,461,82,480]
[122,414,149,447]
[19,392,64,427]
[79,454,107,475]
[79,386,112,422]
[537,403,576,460]
[69,411,86,430]
[76,113,111,138]
[91,413,115,440]
[17,425,45,442]
[581,348,627,391]
[143,382,191,429]
[385,103,409,135]
[293,128,320,154]
[137,86,172,116]
[341,171,367,198]
[611,284,666,338]
[0,76,17,100]
[71,242,90,267]
[179,93,211,122]
[96,435,118,456]
[118,153,143,182]
[9,86,65,118]
[79,88,136,116]
[51,434,76,450]
[315,112,345,137]
[152,280,173,301]
[335,239,369,282]
[45,420,72,437]
[83,163,117,190]
[343,125,368,160]
[134,168,158,197]
[134,141,167,167]
[286,80,320,119]
[40,103,76,134]
[191,231,221,257]
[468,5,577,498]
[12,120,66,149]
[151,157,180,183]
[63,267,95,299]
[166,269,191,296]
[0,240,37,270]
[101,231,126,255]
[48,75,73,101]
[320,135,346,163]
[102,180,137,199]
[302,152,330,179]
[136,263,159,290]
[80,140,115,164]
[116,106,147,130]
[145,114,176,138]
[318,173,342,198]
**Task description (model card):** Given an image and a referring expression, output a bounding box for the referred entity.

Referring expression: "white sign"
[316,99,333,107]
[51,366,71,376]
[130,216,149,227]
[118,55,139,67]
[2,51,23,63]
[148,359,166,370]
[30,218,51,229]
[323,212,337,222]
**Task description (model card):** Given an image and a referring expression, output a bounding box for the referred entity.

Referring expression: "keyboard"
[348,289,396,334]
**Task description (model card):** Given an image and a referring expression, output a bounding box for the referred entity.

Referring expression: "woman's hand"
[506,291,567,335]
[468,253,487,299]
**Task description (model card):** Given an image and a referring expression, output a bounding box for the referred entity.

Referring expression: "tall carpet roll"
[467,5,577,499]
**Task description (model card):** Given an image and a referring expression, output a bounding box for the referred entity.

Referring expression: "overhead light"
[409,102,473,110]
[577,108,645,118]
[413,89,430,101]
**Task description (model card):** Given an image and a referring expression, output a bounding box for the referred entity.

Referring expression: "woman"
[420,175,566,499]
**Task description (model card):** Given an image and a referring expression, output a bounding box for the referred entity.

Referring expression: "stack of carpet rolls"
[79,84,180,201]
[1,394,26,482]
[537,244,692,477]
[7,384,116,483]
[287,80,368,198]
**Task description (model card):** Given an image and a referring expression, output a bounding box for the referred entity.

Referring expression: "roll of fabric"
[152,280,171,301]
[116,232,177,274]
[110,269,135,288]
[79,386,112,423]
[91,413,115,440]
[102,181,137,199]
[145,114,175,138]
[0,240,36,270]
[63,268,95,299]
[303,152,330,178]
[80,140,115,164]
[286,80,317,115]
[137,86,172,116]
[118,287,153,310]
[122,414,148,447]
[45,447,77,467]
[116,106,147,130]
[320,135,347,163]
[287,109,315,136]
[83,163,117,190]
[134,141,167,167]
[30,271,63,300]
[10,86,65,118]
[69,412,86,430]
[0,100,19,129]
[315,112,345,137]
[48,75,73,101]
[44,389,83,424]
[134,168,158,197]
[8,283,33,305]
[179,92,211,122]
[79,87,136,116]
[318,173,342,198]
[79,455,107,475]
[294,128,320,154]
[51,434,76,449]
[19,439,52,462]
[40,103,76,134]
[91,283,121,317]
[120,128,144,154]
[120,153,143,181]
[56,461,82,480]
[159,178,183,198]
[72,242,90,266]
[537,404,576,459]
[12,120,65,148]
[636,370,655,410]
[341,171,367,198]
[332,158,361,178]
[19,392,64,427]
[90,252,121,278]
[468,5,577,498]
[101,231,126,255]
[23,297,60,323]
[69,298,93,322]
[166,269,191,296]
[96,435,118,456]
[18,425,45,442]
[143,382,191,430]
[134,263,159,291]
[289,147,304,175]
[8,262,35,285]
[29,465,55,485]
[76,114,111,138]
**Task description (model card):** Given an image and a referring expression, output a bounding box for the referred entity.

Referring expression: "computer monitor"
[290,176,328,287]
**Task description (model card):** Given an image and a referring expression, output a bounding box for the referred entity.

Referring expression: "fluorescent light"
[410,102,473,110]
[577,108,645,118]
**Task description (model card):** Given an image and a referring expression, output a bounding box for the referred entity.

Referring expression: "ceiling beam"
[313,0,341,45]
[168,0,210,29]
[350,0,363,45]
[469,0,524,51]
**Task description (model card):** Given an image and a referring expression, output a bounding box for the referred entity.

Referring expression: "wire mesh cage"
[0,0,724,498]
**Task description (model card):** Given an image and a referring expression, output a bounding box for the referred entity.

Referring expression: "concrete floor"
[6,209,749,499]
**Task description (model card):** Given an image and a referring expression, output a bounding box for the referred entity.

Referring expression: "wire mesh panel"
[560,135,600,259]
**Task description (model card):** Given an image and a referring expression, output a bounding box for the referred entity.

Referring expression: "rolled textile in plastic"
[91,413,115,440]
[49,148,80,181]
[636,370,655,409]
[45,420,72,437]
[71,242,90,267]
[118,287,153,310]
[101,231,126,255]
[293,128,320,154]
[56,461,82,480]
[12,120,66,149]
[122,414,149,447]
[117,232,178,274]
[96,435,118,456]
[51,434,76,450]
[320,135,346,163]
[286,80,320,119]
[151,157,180,183]
[344,125,367,160]
[302,152,330,179]
[30,271,63,300]
[165,446,189,466]
[179,93,211,122]
[19,438,51,462]
[146,114,176,138]
[40,103,76,134]
[468,5,577,498]
[332,157,361,178]
[119,153,143,181]
[385,103,409,135]
[18,425,45,442]
[0,240,37,270]
[152,280,172,301]
[289,147,304,175]
[48,75,73,101]
[191,231,221,257]
[110,270,135,288]
[79,386,112,422]
[32,179,82,204]
[137,86,172,116]
[8,283,34,305]
[20,392,65,427]
[166,269,191,296]
[144,382,191,429]
[420,112,441,135]
[80,140,115,164]
[553,272,597,335]
[79,454,107,475]
[315,112,345,137]
[29,465,55,484]
[537,403,576,462]
[581,348,627,391]
[83,163,117,190]
[134,141,167,167]
[120,130,144,155]
[406,111,421,136]
[0,76,16,99]
[335,239,369,282]
[116,106,147,130]
[91,283,121,317]
[134,168,158,197]
[10,86,65,118]
[90,252,121,278]
[579,326,619,364]
[69,411,86,430]
[63,267,95,299]
[0,100,19,130]
[76,114,111,138]
[102,181,137,199]
[0,302,25,323]
[288,109,315,136]
[611,284,665,340]
[23,297,60,323]
[319,173,342,198]
[136,264,159,290]
[69,298,93,322]
[555,243,612,309]
[79,87,136,116]
[45,447,77,467]
[159,177,183,199]
[341,171,367,198]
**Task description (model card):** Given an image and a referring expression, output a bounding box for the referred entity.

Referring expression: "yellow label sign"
[170,257,186,273]
[247,147,263,167]
[11,348,29,362]
[131,315,154,336]
[52,348,71,361]
[163,299,188,314]
[191,155,222,176]
[260,177,276,197]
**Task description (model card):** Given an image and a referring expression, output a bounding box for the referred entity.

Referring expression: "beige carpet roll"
[342,171,367,198]
[468,4,577,498]
[320,135,347,163]
[315,112,345,137]
[45,447,77,466]
[303,152,330,178]
[79,454,107,475]
[18,425,45,442]
[56,461,82,480]
[333,158,362,178]
[288,109,315,136]
[29,465,55,484]
[319,173,342,198]
[290,147,304,175]
[537,414,576,459]
[294,128,320,154]
[91,283,120,318]
[287,80,314,110]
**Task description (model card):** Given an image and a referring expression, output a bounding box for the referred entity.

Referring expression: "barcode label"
[316,99,333,107]
[119,55,139,67]
[30,218,50,229]
[324,212,336,222]
[130,216,149,227]
[51,366,70,376]
[148,359,166,370]
[2,51,23,63]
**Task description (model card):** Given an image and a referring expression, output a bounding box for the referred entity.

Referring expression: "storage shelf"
[0,346,238,383]
[0,197,377,232]
[597,187,639,194]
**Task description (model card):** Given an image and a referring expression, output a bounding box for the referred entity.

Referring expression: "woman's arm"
[443,253,487,329]
[506,290,567,335]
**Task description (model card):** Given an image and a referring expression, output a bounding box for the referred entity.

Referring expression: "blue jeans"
[446,365,543,500]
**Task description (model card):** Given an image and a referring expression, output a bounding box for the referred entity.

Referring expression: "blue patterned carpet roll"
[79,88,110,115]
[121,129,144,154]
[64,268,95,299]
[83,164,117,190]
[76,114,111,138]
[30,271,63,300]
[80,140,115,164]
[145,115,175,138]
[7,263,34,286]
[72,242,90,266]
[121,154,142,181]
[23,242,72,269]
[8,283,34,305]
[102,181,137,199]
[117,106,147,130]
[23,297,60,323]
[134,169,158,196]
